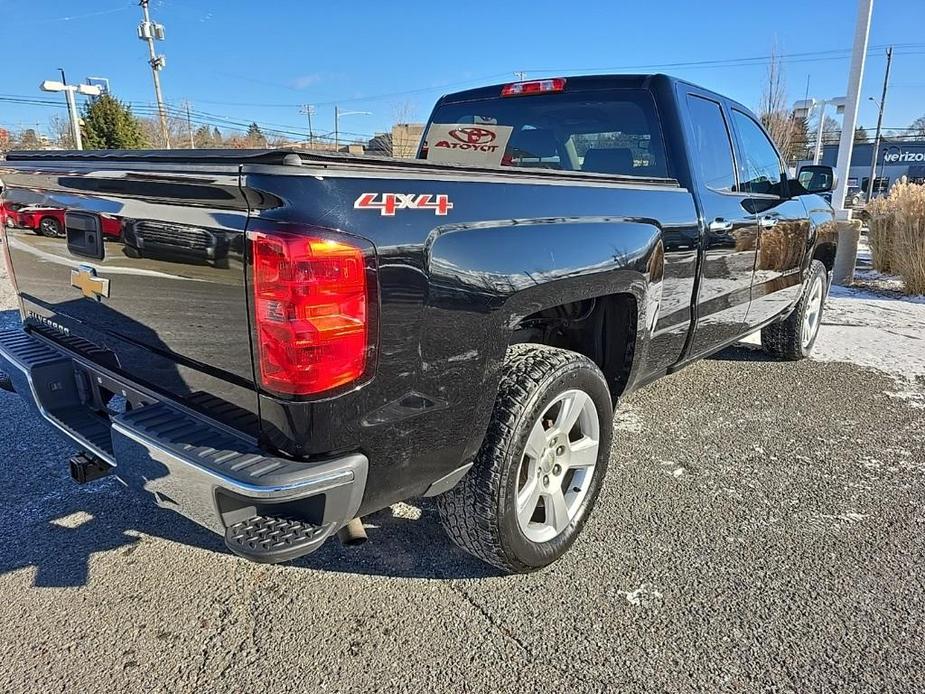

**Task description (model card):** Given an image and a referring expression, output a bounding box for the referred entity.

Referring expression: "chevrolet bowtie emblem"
[70,265,110,301]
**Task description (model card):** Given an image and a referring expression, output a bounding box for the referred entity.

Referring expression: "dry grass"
[866,179,925,294]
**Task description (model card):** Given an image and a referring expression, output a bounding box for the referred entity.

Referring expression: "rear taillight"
[251,230,368,396]
[501,77,567,97]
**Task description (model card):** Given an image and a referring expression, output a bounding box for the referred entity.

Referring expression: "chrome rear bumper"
[0,327,367,555]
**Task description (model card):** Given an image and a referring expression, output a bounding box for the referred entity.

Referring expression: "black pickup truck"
[0,75,837,573]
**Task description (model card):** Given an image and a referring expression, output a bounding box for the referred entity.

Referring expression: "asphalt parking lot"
[0,264,923,693]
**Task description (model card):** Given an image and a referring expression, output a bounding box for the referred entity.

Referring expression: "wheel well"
[813,242,836,273]
[511,293,637,399]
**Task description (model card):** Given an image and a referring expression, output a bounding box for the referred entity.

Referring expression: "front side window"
[731,110,785,196]
[423,88,669,178]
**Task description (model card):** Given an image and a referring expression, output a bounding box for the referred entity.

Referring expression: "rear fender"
[423,216,662,460]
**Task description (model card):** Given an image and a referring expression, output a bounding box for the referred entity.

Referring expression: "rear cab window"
[422,87,670,179]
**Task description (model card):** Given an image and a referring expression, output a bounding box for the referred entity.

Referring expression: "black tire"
[761,259,828,360]
[437,344,613,573]
[38,216,61,237]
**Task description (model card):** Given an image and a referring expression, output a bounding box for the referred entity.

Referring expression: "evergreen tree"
[245,122,266,147]
[81,94,148,149]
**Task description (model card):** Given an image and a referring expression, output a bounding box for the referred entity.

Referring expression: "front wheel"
[437,344,613,573]
[761,259,827,360]
[38,216,62,237]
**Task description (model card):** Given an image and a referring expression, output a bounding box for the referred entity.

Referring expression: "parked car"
[1,201,22,228]
[0,74,836,572]
[14,206,123,239]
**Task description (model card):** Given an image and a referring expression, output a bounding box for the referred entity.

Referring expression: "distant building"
[390,123,424,158]
[800,141,925,197]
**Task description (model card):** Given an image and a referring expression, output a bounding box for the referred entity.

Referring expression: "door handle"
[708,218,734,232]
[758,215,779,228]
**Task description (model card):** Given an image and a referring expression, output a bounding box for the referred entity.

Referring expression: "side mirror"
[797,165,837,194]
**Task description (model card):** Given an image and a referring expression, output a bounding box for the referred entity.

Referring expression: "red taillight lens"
[501,77,567,97]
[251,231,368,396]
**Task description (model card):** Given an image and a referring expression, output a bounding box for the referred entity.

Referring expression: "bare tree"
[48,115,75,149]
[389,100,420,157]
[909,114,925,140]
[758,45,796,161]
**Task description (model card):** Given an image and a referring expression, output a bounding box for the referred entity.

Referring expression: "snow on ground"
[744,235,925,406]
[814,285,925,385]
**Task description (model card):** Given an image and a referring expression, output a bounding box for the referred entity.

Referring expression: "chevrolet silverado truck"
[0,75,837,573]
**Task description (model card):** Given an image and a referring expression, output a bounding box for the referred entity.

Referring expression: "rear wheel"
[437,344,613,573]
[761,259,827,360]
[38,216,61,237]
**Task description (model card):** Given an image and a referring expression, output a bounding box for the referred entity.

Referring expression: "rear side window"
[423,89,669,178]
[731,110,785,196]
[686,95,737,192]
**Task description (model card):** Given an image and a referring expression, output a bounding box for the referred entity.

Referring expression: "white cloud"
[290,74,321,90]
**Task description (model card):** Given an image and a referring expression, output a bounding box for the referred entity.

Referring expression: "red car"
[15,206,122,239]
[1,202,22,228]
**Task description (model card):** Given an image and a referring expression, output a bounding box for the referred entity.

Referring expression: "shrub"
[865,179,925,294]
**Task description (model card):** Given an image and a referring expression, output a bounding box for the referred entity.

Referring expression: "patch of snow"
[615,406,645,433]
[390,502,422,520]
[615,583,664,607]
[813,285,925,382]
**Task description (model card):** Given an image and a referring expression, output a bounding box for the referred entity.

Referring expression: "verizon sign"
[883,148,925,163]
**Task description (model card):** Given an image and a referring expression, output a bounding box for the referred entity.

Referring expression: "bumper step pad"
[224,516,334,563]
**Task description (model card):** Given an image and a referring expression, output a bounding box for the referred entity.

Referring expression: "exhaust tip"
[336,517,368,546]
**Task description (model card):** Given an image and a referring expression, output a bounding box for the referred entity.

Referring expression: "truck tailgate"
[0,161,260,434]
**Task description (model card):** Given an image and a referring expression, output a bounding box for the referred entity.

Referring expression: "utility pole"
[185,101,194,149]
[334,105,339,150]
[300,105,315,148]
[138,0,170,148]
[866,46,893,202]
[514,71,527,81]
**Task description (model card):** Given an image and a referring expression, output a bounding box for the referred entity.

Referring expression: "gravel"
[0,262,923,693]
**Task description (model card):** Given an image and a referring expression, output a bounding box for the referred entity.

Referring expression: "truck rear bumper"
[0,327,367,563]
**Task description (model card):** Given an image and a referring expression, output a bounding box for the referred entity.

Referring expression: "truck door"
[682,91,759,357]
[727,108,810,326]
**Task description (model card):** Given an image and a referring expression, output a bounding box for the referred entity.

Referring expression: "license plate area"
[73,361,157,417]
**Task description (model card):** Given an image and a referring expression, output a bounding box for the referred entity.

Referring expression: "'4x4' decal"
[354,192,453,216]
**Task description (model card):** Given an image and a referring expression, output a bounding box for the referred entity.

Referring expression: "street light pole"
[832,0,874,212]
[813,101,828,165]
[139,0,170,148]
[334,107,372,151]
[40,76,101,150]
[63,86,82,150]
[55,68,82,149]
[866,46,893,202]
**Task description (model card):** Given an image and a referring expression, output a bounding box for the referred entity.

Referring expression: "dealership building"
[802,140,925,196]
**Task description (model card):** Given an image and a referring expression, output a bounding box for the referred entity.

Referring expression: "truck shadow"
[708,342,777,362]
[0,301,494,584]
[0,393,492,585]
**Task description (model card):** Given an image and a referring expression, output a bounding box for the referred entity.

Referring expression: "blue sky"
[2,0,924,142]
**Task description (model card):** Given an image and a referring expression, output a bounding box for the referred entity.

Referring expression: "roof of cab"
[437,73,679,103]
[436,73,750,114]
